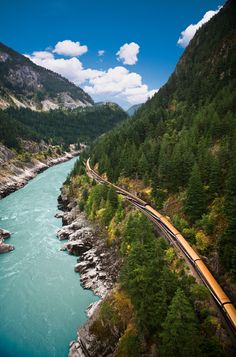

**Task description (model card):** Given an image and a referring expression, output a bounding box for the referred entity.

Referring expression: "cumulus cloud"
[84,66,157,104]
[98,50,105,56]
[27,52,103,85]
[177,8,221,48]
[116,42,140,65]
[31,51,54,59]
[53,40,88,56]
[26,41,156,108]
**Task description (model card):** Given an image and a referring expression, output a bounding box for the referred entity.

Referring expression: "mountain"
[88,0,236,275]
[0,104,128,150]
[95,101,124,111]
[126,103,142,116]
[0,42,93,111]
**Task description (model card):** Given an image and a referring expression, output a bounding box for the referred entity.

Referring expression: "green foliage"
[116,333,140,357]
[219,154,236,272]
[160,288,200,356]
[0,104,127,150]
[121,243,167,335]
[184,163,207,224]
[84,182,122,228]
[120,217,177,336]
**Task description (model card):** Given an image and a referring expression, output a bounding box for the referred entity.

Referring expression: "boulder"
[0,228,11,239]
[0,238,14,253]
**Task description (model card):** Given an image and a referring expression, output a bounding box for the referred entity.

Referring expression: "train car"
[145,205,163,220]
[223,304,236,331]
[145,205,201,262]
[159,215,181,236]
[175,233,201,262]
[112,184,147,206]
[195,260,231,304]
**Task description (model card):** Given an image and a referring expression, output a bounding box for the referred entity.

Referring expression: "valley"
[0,0,236,356]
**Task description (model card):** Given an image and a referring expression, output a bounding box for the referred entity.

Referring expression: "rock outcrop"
[56,192,121,298]
[56,189,121,356]
[0,228,14,253]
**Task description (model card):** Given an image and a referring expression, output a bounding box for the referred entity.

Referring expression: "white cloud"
[116,42,140,65]
[177,7,221,48]
[98,50,105,56]
[27,53,103,85]
[84,66,157,105]
[53,40,88,56]
[26,41,156,108]
[32,51,54,59]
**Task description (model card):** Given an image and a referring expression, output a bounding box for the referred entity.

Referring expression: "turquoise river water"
[0,157,99,357]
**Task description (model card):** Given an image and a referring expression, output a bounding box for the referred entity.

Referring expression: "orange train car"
[224,304,236,331]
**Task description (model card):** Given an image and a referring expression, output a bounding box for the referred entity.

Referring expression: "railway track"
[86,158,236,339]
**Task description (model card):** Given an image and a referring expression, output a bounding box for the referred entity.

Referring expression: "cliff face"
[0,42,93,111]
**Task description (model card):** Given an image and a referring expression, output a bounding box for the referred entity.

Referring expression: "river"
[0,157,98,357]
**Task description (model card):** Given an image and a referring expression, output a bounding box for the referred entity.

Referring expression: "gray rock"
[0,228,11,239]
[0,238,14,253]
[58,189,121,356]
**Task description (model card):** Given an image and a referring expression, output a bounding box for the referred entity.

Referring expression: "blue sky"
[0,0,223,109]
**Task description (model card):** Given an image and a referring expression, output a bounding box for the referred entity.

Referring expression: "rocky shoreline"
[0,150,79,199]
[56,188,121,357]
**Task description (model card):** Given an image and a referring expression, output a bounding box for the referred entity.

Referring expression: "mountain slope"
[0,42,93,110]
[87,0,236,276]
[0,104,128,150]
[126,103,142,116]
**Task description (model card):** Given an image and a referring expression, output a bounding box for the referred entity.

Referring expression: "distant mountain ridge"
[127,103,142,116]
[0,42,93,111]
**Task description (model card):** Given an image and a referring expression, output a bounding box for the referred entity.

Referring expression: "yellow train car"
[223,304,236,331]
[175,233,201,262]
[145,205,163,219]
[195,260,230,304]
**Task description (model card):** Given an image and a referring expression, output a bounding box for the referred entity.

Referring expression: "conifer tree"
[219,156,236,271]
[160,288,200,356]
[184,163,207,223]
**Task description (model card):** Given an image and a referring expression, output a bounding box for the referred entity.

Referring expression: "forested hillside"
[0,103,127,150]
[85,0,236,279]
[61,1,236,355]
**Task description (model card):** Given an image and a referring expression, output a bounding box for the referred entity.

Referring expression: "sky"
[0,0,224,109]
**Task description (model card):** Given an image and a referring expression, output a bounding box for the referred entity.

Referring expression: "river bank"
[56,187,121,357]
[0,147,80,199]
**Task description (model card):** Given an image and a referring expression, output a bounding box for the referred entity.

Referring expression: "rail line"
[86,158,236,337]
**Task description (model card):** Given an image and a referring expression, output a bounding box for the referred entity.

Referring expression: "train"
[86,158,236,333]
[144,204,236,331]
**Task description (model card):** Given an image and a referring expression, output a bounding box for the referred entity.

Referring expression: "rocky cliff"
[0,42,93,111]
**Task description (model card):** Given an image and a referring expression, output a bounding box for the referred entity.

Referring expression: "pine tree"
[184,163,207,223]
[209,157,221,197]
[107,187,118,209]
[219,156,236,271]
[160,288,200,357]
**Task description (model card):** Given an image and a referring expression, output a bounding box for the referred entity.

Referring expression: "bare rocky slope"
[0,42,93,111]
